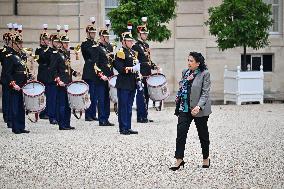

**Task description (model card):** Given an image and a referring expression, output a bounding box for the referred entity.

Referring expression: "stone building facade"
[0,0,283,99]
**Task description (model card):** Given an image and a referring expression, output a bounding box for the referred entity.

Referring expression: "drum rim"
[149,92,170,101]
[108,74,118,88]
[146,73,167,88]
[24,105,46,113]
[22,80,45,97]
[67,80,89,96]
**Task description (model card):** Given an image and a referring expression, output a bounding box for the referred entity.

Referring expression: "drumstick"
[156,65,159,75]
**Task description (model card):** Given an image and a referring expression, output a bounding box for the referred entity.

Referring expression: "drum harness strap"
[26,110,39,123]
[114,103,118,116]
[73,109,83,120]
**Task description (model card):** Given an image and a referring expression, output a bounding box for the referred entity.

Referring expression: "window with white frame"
[105,0,119,40]
[241,54,273,72]
[105,0,119,20]
[264,0,282,33]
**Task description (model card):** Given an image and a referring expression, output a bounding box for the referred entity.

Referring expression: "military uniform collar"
[86,38,95,42]
[40,44,48,48]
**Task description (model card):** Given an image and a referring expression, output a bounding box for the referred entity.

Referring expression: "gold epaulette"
[116,48,125,59]
[53,50,58,54]
[6,54,12,57]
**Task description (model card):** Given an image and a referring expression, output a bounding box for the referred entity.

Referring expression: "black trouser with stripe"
[175,112,210,159]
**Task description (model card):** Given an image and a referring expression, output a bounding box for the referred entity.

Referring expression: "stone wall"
[0,0,284,98]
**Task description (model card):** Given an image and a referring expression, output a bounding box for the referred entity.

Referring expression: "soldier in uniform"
[35,25,58,124]
[114,32,139,135]
[81,24,99,121]
[132,25,159,123]
[92,28,115,126]
[50,33,80,130]
[5,33,31,134]
[1,30,13,127]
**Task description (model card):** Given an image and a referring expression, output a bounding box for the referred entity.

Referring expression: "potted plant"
[205,0,273,105]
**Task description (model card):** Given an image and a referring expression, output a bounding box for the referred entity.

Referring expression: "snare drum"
[22,81,46,113]
[67,80,91,111]
[109,75,118,103]
[146,73,170,101]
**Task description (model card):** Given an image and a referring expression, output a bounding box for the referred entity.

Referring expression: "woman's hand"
[191,106,200,116]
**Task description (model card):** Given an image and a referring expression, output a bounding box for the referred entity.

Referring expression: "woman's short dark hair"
[189,51,207,72]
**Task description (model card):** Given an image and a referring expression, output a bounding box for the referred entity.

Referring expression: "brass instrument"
[70,44,81,60]
[22,47,39,61]
[22,47,33,54]
[21,47,38,78]
[110,42,117,52]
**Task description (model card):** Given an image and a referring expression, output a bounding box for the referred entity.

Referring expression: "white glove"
[132,63,140,72]
[137,81,144,91]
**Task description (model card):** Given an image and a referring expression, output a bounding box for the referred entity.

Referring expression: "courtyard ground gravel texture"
[0,104,283,189]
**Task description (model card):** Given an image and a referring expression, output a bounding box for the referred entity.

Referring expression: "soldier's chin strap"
[4,40,9,46]
[102,36,108,45]
[87,33,95,41]
[138,34,144,42]
[43,39,48,47]
[62,46,68,52]
[52,41,57,50]
[14,42,22,52]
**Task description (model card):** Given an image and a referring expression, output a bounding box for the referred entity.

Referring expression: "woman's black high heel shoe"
[202,159,210,168]
[169,160,185,171]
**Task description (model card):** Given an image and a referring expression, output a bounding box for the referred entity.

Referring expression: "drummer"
[113,32,139,135]
[132,23,160,123]
[93,28,115,126]
[36,24,58,124]
[81,18,99,122]
[5,32,31,134]
[1,24,14,128]
[50,28,80,130]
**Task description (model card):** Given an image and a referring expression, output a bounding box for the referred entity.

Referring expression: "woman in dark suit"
[170,52,211,171]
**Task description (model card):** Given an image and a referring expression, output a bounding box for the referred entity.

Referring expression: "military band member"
[81,24,99,121]
[5,33,31,134]
[50,33,80,130]
[114,32,139,135]
[1,31,13,127]
[36,25,58,124]
[92,28,115,126]
[132,25,159,123]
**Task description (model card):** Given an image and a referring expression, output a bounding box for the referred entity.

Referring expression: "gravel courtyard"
[0,104,283,189]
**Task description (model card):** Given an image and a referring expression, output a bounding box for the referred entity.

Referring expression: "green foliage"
[108,0,177,42]
[205,0,273,51]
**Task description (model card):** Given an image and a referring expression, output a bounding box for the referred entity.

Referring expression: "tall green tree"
[205,0,273,67]
[108,0,177,42]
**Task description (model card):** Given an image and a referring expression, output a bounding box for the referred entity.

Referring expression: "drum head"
[22,82,45,96]
[109,75,117,87]
[147,74,166,87]
[67,81,89,95]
